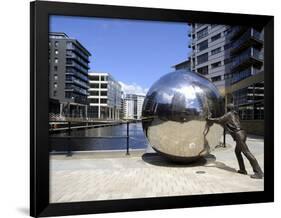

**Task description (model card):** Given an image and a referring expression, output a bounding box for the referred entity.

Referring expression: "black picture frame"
[30,1,274,217]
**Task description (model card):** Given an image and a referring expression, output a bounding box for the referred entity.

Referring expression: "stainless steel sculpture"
[142,70,224,162]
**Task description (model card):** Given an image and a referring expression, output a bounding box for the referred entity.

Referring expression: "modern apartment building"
[189,24,264,134]
[49,32,91,119]
[122,94,145,120]
[88,72,122,120]
[123,97,134,120]
[225,26,264,122]
[189,24,231,95]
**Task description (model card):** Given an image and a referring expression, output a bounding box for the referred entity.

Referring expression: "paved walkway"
[50,134,264,203]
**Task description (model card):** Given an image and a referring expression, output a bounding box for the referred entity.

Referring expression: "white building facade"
[122,94,145,120]
[88,72,122,120]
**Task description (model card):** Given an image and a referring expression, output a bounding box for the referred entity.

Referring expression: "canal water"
[49,122,149,152]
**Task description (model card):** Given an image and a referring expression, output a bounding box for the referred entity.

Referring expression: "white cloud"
[119,81,148,96]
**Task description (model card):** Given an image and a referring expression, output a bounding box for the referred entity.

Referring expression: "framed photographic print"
[30,1,274,217]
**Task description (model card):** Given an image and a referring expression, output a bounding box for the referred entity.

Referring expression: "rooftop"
[172,59,191,69]
[49,32,92,56]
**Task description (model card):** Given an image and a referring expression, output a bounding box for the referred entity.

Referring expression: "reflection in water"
[49,123,149,152]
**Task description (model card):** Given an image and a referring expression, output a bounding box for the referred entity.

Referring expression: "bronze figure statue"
[206,103,264,179]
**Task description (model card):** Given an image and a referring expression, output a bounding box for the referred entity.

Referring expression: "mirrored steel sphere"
[142,70,224,162]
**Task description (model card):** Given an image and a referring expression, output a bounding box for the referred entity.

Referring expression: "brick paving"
[50,134,264,203]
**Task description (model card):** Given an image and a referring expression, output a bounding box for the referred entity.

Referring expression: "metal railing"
[231,48,263,70]
[231,29,263,51]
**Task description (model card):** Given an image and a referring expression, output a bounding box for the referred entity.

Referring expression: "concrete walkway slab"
[50,134,264,203]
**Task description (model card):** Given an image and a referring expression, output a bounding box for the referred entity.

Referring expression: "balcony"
[66,69,89,83]
[66,60,88,75]
[65,84,89,96]
[231,29,263,54]
[73,78,89,89]
[230,26,248,40]
[67,43,90,62]
[231,48,263,72]
[66,78,89,89]
[74,97,89,105]
[230,67,262,85]
[231,68,251,84]
[67,52,90,69]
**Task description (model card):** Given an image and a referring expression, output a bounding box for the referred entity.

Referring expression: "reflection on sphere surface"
[142,70,224,162]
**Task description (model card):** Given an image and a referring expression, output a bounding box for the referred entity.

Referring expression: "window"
[197,27,208,40]
[224,28,232,36]
[90,98,99,103]
[100,99,107,104]
[54,66,58,71]
[224,73,232,80]
[65,75,72,81]
[197,53,208,64]
[197,40,208,52]
[101,84,107,89]
[224,58,232,64]
[211,33,221,42]
[66,42,72,49]
[55,41,58,47]
[65,84,73,89]
[101,91,107,96]
[231,68,252,84]
[224,43,232,50]
[101,76,107,81]
[211,61,222,68]
[91,83,99,88]
[90,91,99,96]
[54,58,58,64]
[91,76,99,81]
[53,82,58,88]
[211,76,221,82]
[211,47,221,55]
[197,66,208,75]
[55,49,59,55]
[65,92,70,99]
[53,90,57,97]
[54,74,58,80]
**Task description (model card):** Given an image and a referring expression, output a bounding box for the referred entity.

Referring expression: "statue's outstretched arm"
[207,113,229,125]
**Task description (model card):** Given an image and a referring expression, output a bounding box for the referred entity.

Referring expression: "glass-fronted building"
[49,32,91,120]
[188,24,264,134]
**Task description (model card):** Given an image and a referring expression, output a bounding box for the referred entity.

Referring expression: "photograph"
[48,15,266,203]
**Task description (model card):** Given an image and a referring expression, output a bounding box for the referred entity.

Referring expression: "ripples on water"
[49,123,149,152]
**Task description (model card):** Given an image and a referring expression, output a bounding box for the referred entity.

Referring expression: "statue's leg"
[235,144,247,174]
[238,132,263,179]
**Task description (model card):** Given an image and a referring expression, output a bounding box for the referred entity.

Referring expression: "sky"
[50,15,191,95]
